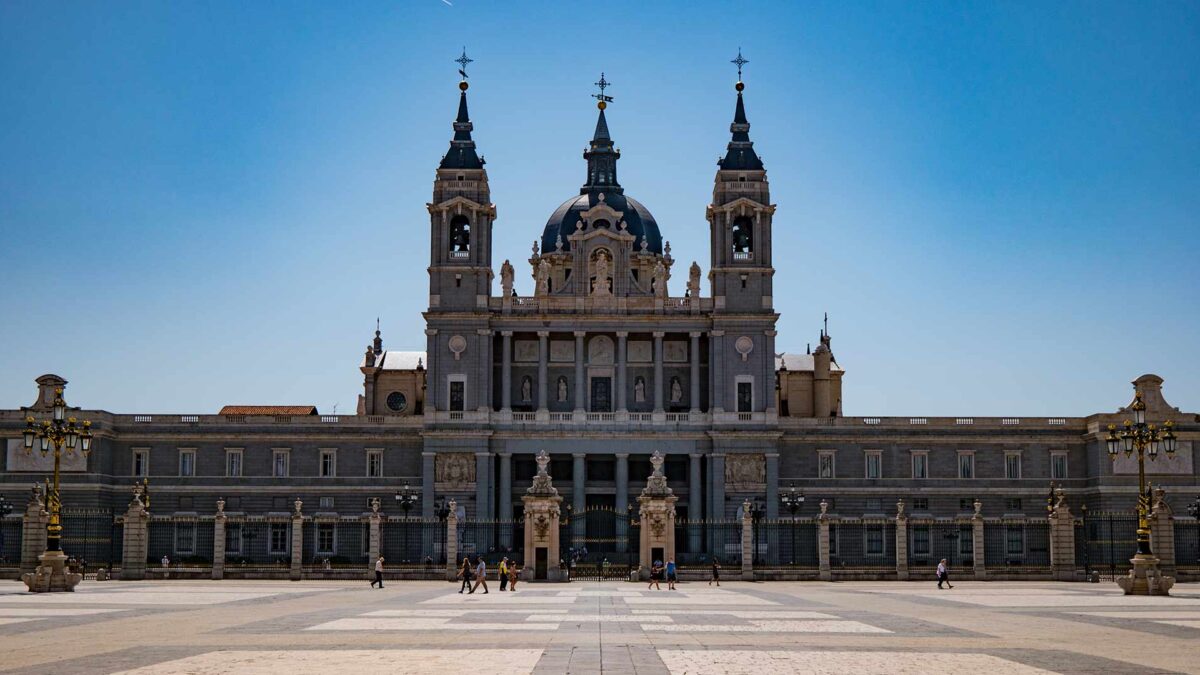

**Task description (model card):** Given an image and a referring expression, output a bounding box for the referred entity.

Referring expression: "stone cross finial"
[293,498,303,516]
[216,498,225,514]
[819,499,828,515]
[973,499,983,517]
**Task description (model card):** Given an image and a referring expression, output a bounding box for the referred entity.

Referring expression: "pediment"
[427,195,496,217]
[708,197,776,216]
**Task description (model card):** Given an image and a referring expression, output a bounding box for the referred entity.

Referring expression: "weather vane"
[592,72,613,109]
[455,47,473,81]
[731,48,749,81]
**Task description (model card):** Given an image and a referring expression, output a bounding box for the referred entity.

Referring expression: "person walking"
[498,557,509,592]
[709,559,721,587]
[370,556,385,589]
[648,560,662,590]
[472,556,490,594]
[666,559,678,590]
[508,561,520,591]
[458,557,473,594]
[936,558,954,589]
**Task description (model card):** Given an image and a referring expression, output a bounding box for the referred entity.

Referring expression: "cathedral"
[1,59,1196,570]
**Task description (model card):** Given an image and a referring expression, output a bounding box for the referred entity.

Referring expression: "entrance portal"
[590,377,612,412]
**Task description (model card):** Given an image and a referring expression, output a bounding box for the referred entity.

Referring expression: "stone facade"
[0,78,1197,570]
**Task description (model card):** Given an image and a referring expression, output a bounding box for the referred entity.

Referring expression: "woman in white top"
[936,558,953,589]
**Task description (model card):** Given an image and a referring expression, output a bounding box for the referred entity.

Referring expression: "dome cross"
[592,72,614,109]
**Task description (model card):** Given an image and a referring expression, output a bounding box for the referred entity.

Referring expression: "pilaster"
[1048,489,1076,581]
[972,500,987,580]
[818,502,831,581]
[20,488,47,574]
[289,501,304,581]
[211,499,226,580]
[895,500,909,581]
[741,499,754,581]
[689,332,701,414]
[120,495,149,581]
[445,500,459,582]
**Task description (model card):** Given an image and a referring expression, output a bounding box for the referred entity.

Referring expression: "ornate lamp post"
[1105,390,1178,595]
[20,388,93,592]
[780,482,805,564]
[394,482,419,518]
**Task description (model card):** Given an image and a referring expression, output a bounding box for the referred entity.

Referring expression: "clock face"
[386,391,407,413]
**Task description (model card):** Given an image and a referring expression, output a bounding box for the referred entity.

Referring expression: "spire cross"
[731,48,749,80]
[455,47,473,81]
[592,72,614,105]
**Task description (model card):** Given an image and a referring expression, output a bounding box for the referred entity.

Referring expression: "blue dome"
[541,192,662,255]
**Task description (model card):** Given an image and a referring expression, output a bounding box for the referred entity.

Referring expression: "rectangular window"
[269,523,289,555]
[317,523,335,555]
[1006,525,1025,556]
[911,453,928,479]
[320,450,337,478]
[1051,453,1068,480]
[225,523,242,555]
[367,450,383,478]
[913,498,929,511]
[865,525,884,556]
[272,450,289,478]
[912,524,931,556]
[1006,498,1023,511]
[132,449,149,477]
[865,452,881,479]
[1005,454,1021,480]
[178,450,195,477]
[175,523,195,555]
[226,449,243,478]
[319,496,334,510]
[865,498,882,512]
[818,452,835,479]
[449,380,465,412]
[958,452,974,479]
[736,381,753,413]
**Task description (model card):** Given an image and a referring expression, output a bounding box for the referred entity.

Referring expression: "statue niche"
[590,249,612,297]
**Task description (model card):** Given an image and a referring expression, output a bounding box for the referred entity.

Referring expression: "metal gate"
[565,507,639,580]
[1078,511,1138,580]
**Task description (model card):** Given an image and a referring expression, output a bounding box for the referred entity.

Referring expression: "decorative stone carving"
[535,259,551,296]
[724,453,765,488]
[500,259,514,296]
[447,335,467,361]
[370,497,380,514]
[592,250,612,296]
[634,377,646,403]
[688,261,701,298]
[550,340,575,362]
[514,340,538,362]
[973,499,983,517]
[664,341,687,363]
[734,336,754,361]
[293,498,303,516]
[521,376,533,402]
[627,341,652,362]
[652,259,667,298]
[588,336,614,365]
[819,499,829,515]
[526,450,560,498]
[435,452,476,487]
[522,450,566,582]
[669,377,683,404]
[216,498,225,514]
[896,499,906,517]
[637,450,678,578]
[556,376,568,402]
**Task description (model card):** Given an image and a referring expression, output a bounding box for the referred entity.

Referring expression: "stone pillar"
[763,329,778,415]
[536,331,549,417]
[574,331,586,414]
[689,332,702,414]
[615,453,629,553]
[895,500,909,581]
[289,500,304,581]
[710,331,725,413]
[572,453,586,546]
[653,332,665,415]
[972,499,987,580]
[475,452,491,521]
[120,493,149,581]
[498,452,513,548]
[741,499,754,581]
[368,499,382,566]
[212,499,226,580]
[637,451,678,580]
[501,331,513,412]
[818,501,831,581]
[1149,487,1177,578]
[710,454,726,519]
[688,453,703,553]
[421,452,436,519]
[1048,488,1076,581]
[521,451,566,582]
[445,500,458,582]
[765,453,779,519]
[425,328,439,412]
[478,328,493,412]
[20,482,82,593]
[616,332,628,414]
[20,486,48,575]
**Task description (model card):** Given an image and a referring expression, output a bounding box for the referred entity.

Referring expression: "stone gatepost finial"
[819,499,828,515]
[447,499,457,514]
[29,482,43,507]
[973,499,983,517]
[896,498,906,517]
[216,498,225,514]
[371,497,381,514]
[293,498,303,516]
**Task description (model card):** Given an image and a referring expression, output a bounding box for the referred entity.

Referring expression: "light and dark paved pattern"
[1,580,1198,674]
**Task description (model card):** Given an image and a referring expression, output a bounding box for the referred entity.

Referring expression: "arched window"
[449,215,471,256]
[731,216,753,260]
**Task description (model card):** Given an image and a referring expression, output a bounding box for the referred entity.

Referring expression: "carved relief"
[724,453,766,488]
[435,453,476,486]
[588,336,614,365]
[514,340,539,362]
[550,340,575,362]
[627,341,652,362]
[664,341,687,363]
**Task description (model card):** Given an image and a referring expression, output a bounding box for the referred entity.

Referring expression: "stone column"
[522,450,566,582]
[120,494,149,581]
[637,451,678,580]
[20,487,48,575]
[710,454,726,519]
[445,500,458,582]
[536,331,549,417]
[689,332,701,414]
[368,500,382,566]
[477,328,493,412]
[688,453,703,553]
[475,452,491,521]
[212,499,226,580]
[895,500,909,581]
[710,331,725,413]
[765,453,779,519]
[574,331,586,414]
[763,329,778,415]
[653,332,665,415]
[572,453,586,546]
[421,452,436,519]
[1048,488,1076,581]
[1149,487,1176,578]
[499,452,513,549]
[972,499,987,580]
[818,502,831,581]
[741,499,754,581]
[425,328,439,412]
[615,453,629,553]
[616,332,628,414]
[501,331,513,412]
[290,500,304,581]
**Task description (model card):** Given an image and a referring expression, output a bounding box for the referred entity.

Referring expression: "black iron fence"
[982,520,1051,570]
[382,518,446,567]
[302,518,367,569]
[61,508,120,567]
[908,521,974,570]
[1172,518,1199,571]
[458,518,523,564]
[223,519,292,572]
[756,519,819,569]
[830,520,895,570]
[0,517,22,570]
[1077,511,1138,579]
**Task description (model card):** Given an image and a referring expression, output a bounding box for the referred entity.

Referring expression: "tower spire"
[582,72,621,194]
[719,49,764,171]
[440,48,483,170]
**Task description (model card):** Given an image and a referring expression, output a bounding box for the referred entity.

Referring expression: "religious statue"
[592,251,611,296]
[521,376,533,403]
[535,259,551,296]
[687,261,701,298]
[670,377,683,404]
[634,376,646,403]
[556,376,568,402]
[364,345,375,368]
[652,259,667,298]
[500,259,514,297]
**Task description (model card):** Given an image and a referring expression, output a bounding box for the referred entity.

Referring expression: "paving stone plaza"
[2,579,1199,674]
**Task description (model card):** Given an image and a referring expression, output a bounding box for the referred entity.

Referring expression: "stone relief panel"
[435,452,476,487]
[550,340,575,363]
[6,439,88,472]
[588,336,614,365]
[628,341,652,363]
[664,341,688,363]
[725,453,766,489]
[514,340,539,363]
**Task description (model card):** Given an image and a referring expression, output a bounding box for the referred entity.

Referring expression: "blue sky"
[1,1,1197,416]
